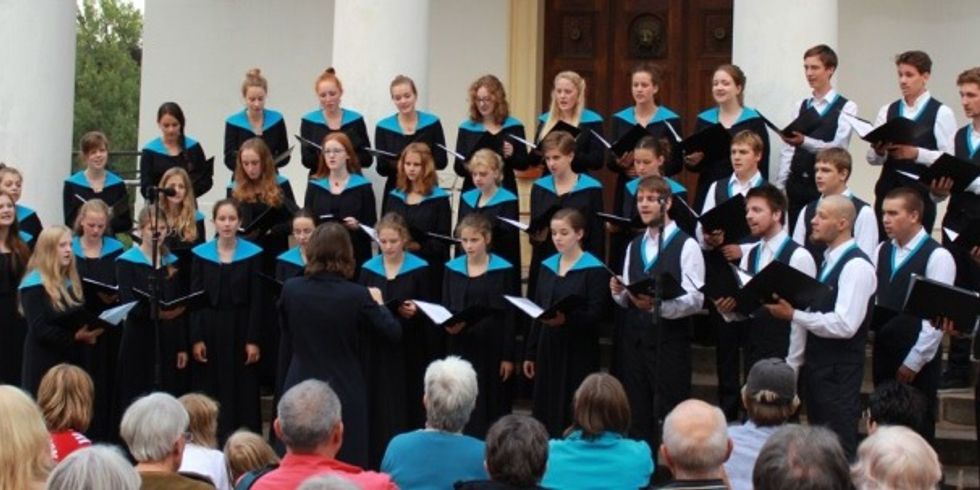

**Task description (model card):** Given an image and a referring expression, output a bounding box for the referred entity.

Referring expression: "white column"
[0,0,77,226]
[733,0,838,178]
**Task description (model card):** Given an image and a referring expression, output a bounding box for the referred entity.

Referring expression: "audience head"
[179,393,220,449]
[850,425,941,490]
[46,445,141,490]
[37,363,94,433]
[223,430,280,485]
[741,358,799,426]
[275,380,343,455]
[867,380,927,434]
[119,392,189,469]
[753,424,850,490]
[484,414,549,488]
[424,356,479,433]
[0,385,52,489]
[567,372,631,440]
[305,222,355,279]
[660,399,731,479]
[298,473,361,490]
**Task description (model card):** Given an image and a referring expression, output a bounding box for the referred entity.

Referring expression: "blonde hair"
[538,71,586,142]
[26,226,82,312]
[0,385,53,488]
[233,138,283,207]
[241,68,268,96]
[72,199,110,236]
[466,149,504,185]
[159,167,199,242]
[37,364,94,433]
[179,393,219,449]
[223,430,280,484]
[851,425,941,490]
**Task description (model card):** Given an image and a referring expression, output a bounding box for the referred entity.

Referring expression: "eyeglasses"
[475,97,494,104]
[322,148,346,156]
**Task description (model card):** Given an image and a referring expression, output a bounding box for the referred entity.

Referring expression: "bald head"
[661,399,731,478]
[810,195,855,246]
[818,195,855,228]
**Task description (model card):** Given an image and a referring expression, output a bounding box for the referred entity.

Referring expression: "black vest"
[789,95,850,180]
[748,236,802,322]
[622,227,691,344]
[805,244,872,366]
[801,194,869,263]
[875,236,940,310]
[883,98,941,176]
[945,125,980,229]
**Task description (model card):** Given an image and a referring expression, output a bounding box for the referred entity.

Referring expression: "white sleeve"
[776,101,803,189]
[800,100,858,153]
[785,249,818,371]
[792,258,877,338]
[697,182,719,249]
[613,242,632,308]
[967,177,980,195]
[661,239,706,319]
[866,105,890,166]
[792,205,808,245]
[854,206,880,258]
[717,253,752,323]
[901,247,956,372]
[916,106,958,165]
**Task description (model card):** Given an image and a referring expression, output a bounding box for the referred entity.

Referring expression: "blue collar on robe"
[192,238,262,264]
[117,246,178,266]
[446,253,513,276]
[362,252,428,278]
[377,111,440,135]
[65,170,124,189]
[276,246,306,267]
[538,108,603,124]
[612,105,680,125]
[389,186,449,203]
[15,204,36,222]
[533,173,602,195]
[225,108,284,132]
[461,187,517,208]
[309,173,372,192]
[459,116,522,132]
[72,236,125,259]
[697,107,761,125]
[625,176,686,197]
[301,107,363,127]
[143,136,201,155]
[542,251,604,274]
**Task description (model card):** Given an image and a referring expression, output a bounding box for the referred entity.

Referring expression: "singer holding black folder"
[777,45,857,224]
[453,74,528,192]
[533,71,605,174]
[223,68,290,171]
[63,131,132,235]
[685,65,770,211]
[20,226,104,395]
[0,190,30,385]
[866,51,957,236]
[610,176,704,451]
[763,195,875,458]
[457,149,521,282]
[299,68,372,175]
[357,213,432,466]
[442,214,518,438]
[523,208,609,437]
[139,102,213,200]
[871,188,955,443]
[375,75,447,211]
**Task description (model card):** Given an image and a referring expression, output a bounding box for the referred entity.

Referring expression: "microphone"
[149,186,177,197]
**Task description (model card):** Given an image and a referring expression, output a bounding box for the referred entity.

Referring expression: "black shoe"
[939,375,970,391]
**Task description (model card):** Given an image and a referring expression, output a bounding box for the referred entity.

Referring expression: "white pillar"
[0,0,77,226]
[733,0,838,178]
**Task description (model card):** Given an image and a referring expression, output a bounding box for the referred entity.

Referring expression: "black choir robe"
[72,236,124,440]
[299,108,373,174]
[18,271,86,395]
[357,252,432,467]
[275,246,305,282]
[114,247,188,413]
[163,210,208,297]
[189,238,263,440]
[304,173,377,269]
[16,204,41,249]
[278,271,401,469]
[525,252,609,437]
[526,173,604,299]
[453,117,529,192]
[0,249,28,385]
[385,187,451,299]
[457,187,521,284]
[139,136,213,199]
[63,170,132,235]
[442,254,518,437]
[688,107,771,211]
[374,111,447,210]
[223,108,291,171]
[532,109,606,174]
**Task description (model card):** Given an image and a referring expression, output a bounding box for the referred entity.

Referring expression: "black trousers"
[803,361,864,459]
[716,315,750,420]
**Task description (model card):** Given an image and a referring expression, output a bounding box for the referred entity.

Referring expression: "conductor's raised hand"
[367,287,384,306]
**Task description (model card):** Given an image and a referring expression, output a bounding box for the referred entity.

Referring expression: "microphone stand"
[146,187,167,388]
[651,195,668,451]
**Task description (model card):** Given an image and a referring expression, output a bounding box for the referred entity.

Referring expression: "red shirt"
[251,452,397,490]
[50,430,92,463]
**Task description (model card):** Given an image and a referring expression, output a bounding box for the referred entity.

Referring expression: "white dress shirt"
[789,238,877,369]
[865,91,957,166]
[613,221,706,319]
[777,89,859,188]
[790,188,879,258]
[871,228,956,372]
[697,170,764,248]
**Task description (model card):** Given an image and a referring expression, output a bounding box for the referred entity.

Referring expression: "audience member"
[46,445,141,490]
[119,392,215,489]
[0,385,52,490]
[724,359,800,490]
[866,380,928,434]
[657,399,731,489]
[850,425,941,490]
[37,363,94,463]
[455,414,549,490]
[179,393,231,490]
[223,430,280,487]
[752,425,851,490]
[250,379,395,490]
[542,373,653,489]
[381,356,487,489]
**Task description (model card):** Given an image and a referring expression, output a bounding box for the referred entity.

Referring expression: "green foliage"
[73,0,142,177]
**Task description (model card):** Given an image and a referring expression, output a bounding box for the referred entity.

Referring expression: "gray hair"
[277,379,341,452]
[661,399,729,474]
[297,473,361,490]
[120,392,189,463]
[753,424,850,490]
[424,356,478,432]
[851,425,941,490]
[46,445,141,490]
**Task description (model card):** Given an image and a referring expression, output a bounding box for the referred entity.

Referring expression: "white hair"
[47,445,141,490]
[277,379,342,452]
[120,392,189,463]
[297,473,361,490]
[662,400,729,473]
[424,356,479,432]
[851,425,941,490]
